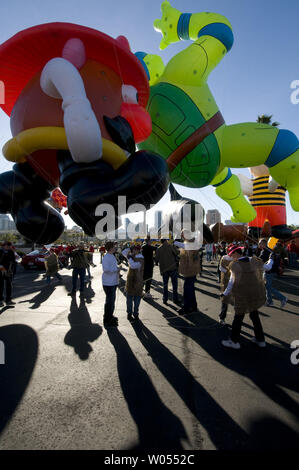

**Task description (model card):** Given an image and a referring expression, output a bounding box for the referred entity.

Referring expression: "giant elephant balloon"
[137,1,299,224]
[0,25,169,243]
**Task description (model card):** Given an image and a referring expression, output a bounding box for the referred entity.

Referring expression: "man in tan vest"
[221,245,274,349]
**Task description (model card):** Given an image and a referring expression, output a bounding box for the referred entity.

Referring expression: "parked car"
[21,249,68,270]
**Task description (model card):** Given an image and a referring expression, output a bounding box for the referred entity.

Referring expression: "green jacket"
[70,249,89,269]
[155,243,179,274]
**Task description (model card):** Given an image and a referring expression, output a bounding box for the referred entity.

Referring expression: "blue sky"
[0,0,299,227]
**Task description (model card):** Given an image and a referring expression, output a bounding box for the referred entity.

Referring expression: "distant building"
[154,210,162,235]
[206,210,221,226]
[0,214,16,232]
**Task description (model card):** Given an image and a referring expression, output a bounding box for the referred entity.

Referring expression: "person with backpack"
[44,248,63,284]
[258,239,288,308]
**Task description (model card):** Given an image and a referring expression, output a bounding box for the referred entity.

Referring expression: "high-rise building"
[206,209,221,226]
[154,210,162,235]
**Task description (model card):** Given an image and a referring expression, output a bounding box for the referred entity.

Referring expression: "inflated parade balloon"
[0,24,169,243]
[239,165,293,240]
[137,1,299,225]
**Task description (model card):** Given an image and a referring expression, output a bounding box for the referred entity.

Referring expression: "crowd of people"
[0,234,297,349]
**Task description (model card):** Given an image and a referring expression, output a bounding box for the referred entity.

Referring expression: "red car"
[21,249,68,270]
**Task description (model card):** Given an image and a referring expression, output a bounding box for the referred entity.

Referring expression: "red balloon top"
[0,22,149,116]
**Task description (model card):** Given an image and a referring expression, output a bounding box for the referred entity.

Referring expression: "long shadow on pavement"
[131,320,249,450]
[64,296,102,360]
[107,327,189,451]
[148,299,299,449]
[0,324,38,436]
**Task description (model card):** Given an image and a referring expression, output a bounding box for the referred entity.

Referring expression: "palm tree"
[257,114,279,127]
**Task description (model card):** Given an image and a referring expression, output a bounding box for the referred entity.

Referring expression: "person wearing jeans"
[68,242,89,297]
[155,239,180,305]
[258,239,288,308]
[205,243,213,262]
[122,245,144,321]
[162,270,178,304]
[174,230,201,315]
[102,241,120,327]
[218,250,233,325]
[183,275,197,313]
[142,236,155,298]
[264,272,287,306]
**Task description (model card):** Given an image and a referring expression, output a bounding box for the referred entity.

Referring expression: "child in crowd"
[122,245,144,321]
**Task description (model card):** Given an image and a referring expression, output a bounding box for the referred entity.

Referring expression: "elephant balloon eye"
[121,84,138,104]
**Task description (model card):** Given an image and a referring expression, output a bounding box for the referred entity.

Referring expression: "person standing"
[155,239,180,305]
[287,240,297,268]
[44,248,63,284]
[122,245,144,321]
[212,243,217,261]
[68,242,89,297]
[175,230,201,315]
[221,246,273,349]
[99,245,106,264]
[142,236,155,298]
[10,244,20,278]
[218,249,233,325]
[258,239,288,308]
[0,241,16,306]
[205,243,213,262]
[89,244,96,267]
[102,241,120,327]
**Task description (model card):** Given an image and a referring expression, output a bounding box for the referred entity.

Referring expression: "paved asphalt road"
[0,253,298,450]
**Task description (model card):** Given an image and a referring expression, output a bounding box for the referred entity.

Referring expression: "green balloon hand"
[153,0,182,50]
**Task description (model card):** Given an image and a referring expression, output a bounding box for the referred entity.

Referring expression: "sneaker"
[219,318,226,326]
[221,339,241,350]
[6,300,16,306]
[143,292,152,298]
[163,300,168,305]
[133,313,139,320]
[251,337,266,348]
[280,297,288,309]
[265,301,274,307]
[127,314,133,322]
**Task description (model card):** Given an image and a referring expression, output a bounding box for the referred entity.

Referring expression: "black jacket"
[0,249,15,271]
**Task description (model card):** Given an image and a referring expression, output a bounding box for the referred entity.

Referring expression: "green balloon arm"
[153,1,233,52]
[212,171,256,223]
[188,12,233,42]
